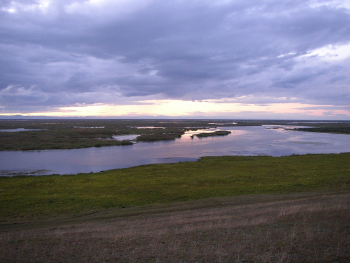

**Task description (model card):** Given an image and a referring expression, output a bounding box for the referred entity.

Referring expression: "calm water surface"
[1,126,349,176]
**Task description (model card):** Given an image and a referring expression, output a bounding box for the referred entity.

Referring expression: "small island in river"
[194,130,231,138]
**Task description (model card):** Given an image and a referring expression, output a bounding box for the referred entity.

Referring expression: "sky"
[0,0,350,119]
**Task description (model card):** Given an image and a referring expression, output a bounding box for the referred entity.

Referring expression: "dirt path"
[1,190,350,262]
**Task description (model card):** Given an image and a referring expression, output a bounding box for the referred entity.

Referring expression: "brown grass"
[1,191,349,262]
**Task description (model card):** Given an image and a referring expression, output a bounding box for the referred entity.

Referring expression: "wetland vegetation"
[0,153,349,262]
[1,119,349,151]
[195,130,231,137]
[1,153,349,221]
[0,119,210,150]
[1,119,350,262]
[293,123,350,134]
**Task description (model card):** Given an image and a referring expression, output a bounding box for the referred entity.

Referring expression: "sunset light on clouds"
[1,0,350,119]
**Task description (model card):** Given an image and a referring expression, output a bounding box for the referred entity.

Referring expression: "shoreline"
[1,151,350,177]
[1,153,349,221]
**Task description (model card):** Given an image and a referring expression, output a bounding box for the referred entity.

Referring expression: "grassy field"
[1,153,350,262]
[1,153,349,221]
[1,191,349,262]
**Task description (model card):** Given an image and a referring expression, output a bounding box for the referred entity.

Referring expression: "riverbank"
[1,153,349,221]
[1,153,349,262]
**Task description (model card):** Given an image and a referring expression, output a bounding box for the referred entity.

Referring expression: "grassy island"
[136,132,183,142]
[195,130,231,137]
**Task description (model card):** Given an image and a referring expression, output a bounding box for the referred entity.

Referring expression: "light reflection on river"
[0,125,349,176]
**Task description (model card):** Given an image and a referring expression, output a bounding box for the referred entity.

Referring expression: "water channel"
[1,125,349,176]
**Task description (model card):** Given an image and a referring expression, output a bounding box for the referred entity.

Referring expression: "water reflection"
[0,125,349,176]
[182,128,247,141]
[0,128,47,132]
[112,134,139,141]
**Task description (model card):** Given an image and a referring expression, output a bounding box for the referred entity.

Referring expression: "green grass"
[0,153,349,221]
[294,126,350,134]
[195,130,231,137]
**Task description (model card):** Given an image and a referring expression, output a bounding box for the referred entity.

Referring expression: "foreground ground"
[1,190,349,262]
[1,153,349,262]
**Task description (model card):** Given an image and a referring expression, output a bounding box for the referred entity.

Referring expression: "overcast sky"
[1,0,350,119]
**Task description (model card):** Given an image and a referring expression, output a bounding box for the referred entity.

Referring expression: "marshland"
[1,119,350,176]
[0,119,349,262]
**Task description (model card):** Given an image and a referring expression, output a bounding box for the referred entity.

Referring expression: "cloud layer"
[1,0,350,117]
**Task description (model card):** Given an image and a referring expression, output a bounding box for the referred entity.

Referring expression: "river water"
[1,125,349,176]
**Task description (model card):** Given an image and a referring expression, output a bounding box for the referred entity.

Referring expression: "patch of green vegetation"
[2,119,348,150]
[136,133,182,142]
[3,119,308,151]
[0,130,134,150]
[0,119,190,150]
[290,121,350,134]
[136,129,184,142]
[0,153,349,221]
[294,126,350,134]
[0,119,232,150]
[195,130,231,137]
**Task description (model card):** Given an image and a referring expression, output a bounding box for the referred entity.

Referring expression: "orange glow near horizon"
[1,99,349,118]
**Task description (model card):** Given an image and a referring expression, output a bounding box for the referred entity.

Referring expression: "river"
[1,125,349,176]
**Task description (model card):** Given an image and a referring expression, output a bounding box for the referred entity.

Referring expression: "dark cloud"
[0,0,350,115]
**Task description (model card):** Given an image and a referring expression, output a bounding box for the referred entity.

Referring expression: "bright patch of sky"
[302,43,350,61]
[2,100,349,120]
[1,0,50,13]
